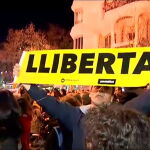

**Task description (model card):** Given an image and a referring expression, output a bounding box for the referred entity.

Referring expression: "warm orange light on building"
[71,0,150,49]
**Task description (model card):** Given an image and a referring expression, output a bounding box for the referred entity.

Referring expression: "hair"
[53,88,62,99]
[116,87,122,91]
[0,90,22,139]
[81,92,91,105]
[93,86,115,96]
[99,86,115,95]
[18,85,26,95]
[17,86,33,116]
[18,97,32,116]
[84,104,150,150]
[61,94,81,106]
[118,92,138,104]
[61,89,67,97]
[72,93,82,105]
[0,90,20,119]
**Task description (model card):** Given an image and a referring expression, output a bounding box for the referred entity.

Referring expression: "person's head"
[13,85,33,102]
[12,84,24,97]
[89,86,114,106]
[13,88,21,99]
[84,104,150,150]
[18,85,27,95]
[61,94,81,106]
[0,89,20,119]
[18,97,32,116]
[114,87,122,96]
[51,88,62,99]
[0,89,22,141]
[81,92,91,105]
[60,89,67,97]
[72,93,82,105]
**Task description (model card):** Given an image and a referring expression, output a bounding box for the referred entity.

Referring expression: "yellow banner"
[14,48,150,87]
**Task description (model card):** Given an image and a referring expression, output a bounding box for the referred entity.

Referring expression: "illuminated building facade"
[70,0,150,48]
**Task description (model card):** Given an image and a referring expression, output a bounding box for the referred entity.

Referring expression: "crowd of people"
[0,64,150,150]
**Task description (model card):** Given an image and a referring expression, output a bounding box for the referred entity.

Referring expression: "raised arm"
[28,85,81,131]
[13,64,82,131]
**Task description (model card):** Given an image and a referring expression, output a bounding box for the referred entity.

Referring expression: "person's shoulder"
[125,90,150,104]
[124,90,150,116]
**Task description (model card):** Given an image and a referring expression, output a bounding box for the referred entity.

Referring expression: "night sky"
[0,0,74,42]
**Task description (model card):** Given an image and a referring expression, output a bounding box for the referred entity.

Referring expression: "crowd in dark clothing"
[1,83,150,150]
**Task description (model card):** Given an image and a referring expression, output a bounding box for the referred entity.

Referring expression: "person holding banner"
[14,63,150,149]
[13,64,115,150]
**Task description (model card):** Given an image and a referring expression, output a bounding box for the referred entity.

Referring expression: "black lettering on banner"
[79,53,95,73]
[51,54,60,73]
[60,54,77,73]
[133,52,150,74]
[96,53,115,74]
[118,52,136,74]
[26,54,37,72]
[38,54,50,73]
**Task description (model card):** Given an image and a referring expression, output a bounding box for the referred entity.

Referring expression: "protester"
[113,87,123,102]
[61,94,81,106]
[114,87,122,97]
[0,89,22,150]
[80,92,91,105]
[84,104,150,150]
[13,63,115,150]
[51,88,62,100]
[13,85,33,150]
[60,89,67,97]
[18,97,32,150]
